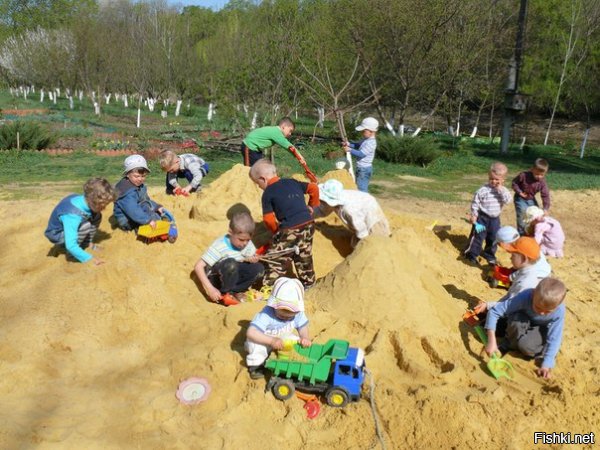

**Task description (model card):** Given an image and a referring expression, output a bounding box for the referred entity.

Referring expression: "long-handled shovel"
[289,146,318,183]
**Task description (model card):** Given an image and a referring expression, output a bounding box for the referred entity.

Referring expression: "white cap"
[318,179,345,206]
[495,226,520,244]
[123,154,150,174]
[356,117,379,132]
[266,277,305,312]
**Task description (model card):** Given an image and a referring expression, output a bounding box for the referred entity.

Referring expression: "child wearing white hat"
[314,179,390,246]
[245,277,311,379]
[524,206,565,257]
[343,117,379,192]
[113,154,166,231]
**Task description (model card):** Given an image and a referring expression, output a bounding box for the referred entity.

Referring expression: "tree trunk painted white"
[56,88,60,97]
[147,98,155,112]
[161,110,167,118]
[91,91,96,101]
[40,89,45,102]
[48,91,53,102]
[470,126,478,138]
[316,106,325,128]
[251,111,258,129]
[520,136,527,150]
[53,91,57,104]
[411,127,422,137]
[207,102,215,121]
[78,90,83,101]
[243,104,248,117]
[69,96,74,110]
[175,100,182,117]
[137,108,141,128]
[399,124,405,136]
[456,122,461,137]
[94,102,100,115]
[384,120,396,136]
[23,88,27,100]
[580,127,590,158]
[104,94,111,104]
[32,85,35,93]
[448,125,455,136]
[124,95,128,108]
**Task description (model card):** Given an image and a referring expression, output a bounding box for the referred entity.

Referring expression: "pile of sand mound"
[0,167,599,449]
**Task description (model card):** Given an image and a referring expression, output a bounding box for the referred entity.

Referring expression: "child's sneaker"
[221,293,241,306]
[248,365,265,379]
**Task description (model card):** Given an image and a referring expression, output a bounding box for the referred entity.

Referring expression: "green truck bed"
[265,339,349,385]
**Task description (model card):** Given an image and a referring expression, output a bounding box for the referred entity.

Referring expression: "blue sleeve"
[485,289,533,330]
[61,214,92,262]
[249,310,270,333]
[541,307,565,368]
[348,142,359,150]
[294,312,309,330]
[118,190,153,225]
[350,148,367,158]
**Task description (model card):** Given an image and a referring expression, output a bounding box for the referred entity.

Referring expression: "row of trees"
[0,0,598,141]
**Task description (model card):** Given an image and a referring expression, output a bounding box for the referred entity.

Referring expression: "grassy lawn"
[1,90,599,201]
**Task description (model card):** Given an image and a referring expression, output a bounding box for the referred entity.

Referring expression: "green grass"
[1,89,599,201]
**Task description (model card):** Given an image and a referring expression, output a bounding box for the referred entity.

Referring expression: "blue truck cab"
[332,347,365,401]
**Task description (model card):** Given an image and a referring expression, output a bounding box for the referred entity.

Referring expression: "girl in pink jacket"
[524,206,565,257]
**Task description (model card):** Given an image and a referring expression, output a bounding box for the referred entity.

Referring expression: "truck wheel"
[489,278,499,289]
[272,379,295,401]
[326,388,349,407]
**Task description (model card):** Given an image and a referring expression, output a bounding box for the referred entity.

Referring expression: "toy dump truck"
[137,210,178,244]
[264,339,365,407]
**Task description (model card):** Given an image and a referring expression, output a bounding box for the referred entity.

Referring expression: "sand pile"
[0,169,599,449]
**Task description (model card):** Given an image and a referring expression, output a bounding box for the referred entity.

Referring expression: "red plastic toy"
[487,265,513,289]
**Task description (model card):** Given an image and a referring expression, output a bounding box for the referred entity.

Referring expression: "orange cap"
[499,236,540,261]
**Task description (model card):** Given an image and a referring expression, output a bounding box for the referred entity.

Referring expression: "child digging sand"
[194,212,264,306]
[44,178,117,265]
[245,277,311,379]
[159,150,209,196]
[484,277,567,379]
[523,206,565,258]
[464,162,512,266]
[249,159,319,289]
[113,155,166,231]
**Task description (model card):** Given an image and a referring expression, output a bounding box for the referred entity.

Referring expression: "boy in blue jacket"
[484,277,567,379]
[114,155,165,231]
[44,178,117,265]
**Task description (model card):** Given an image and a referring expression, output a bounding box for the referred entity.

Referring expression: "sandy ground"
[0,164,599,449]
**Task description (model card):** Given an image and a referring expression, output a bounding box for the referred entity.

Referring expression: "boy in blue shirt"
[44,178,117,265]
[249,159,320,288]
[344,117,379,192]
[245,277,312,379]
[484,277,567,379]
[113,155,165,231]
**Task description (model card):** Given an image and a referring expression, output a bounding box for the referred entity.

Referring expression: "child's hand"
[207,286,222,303]
[473,302,487,315]
[299,338,311,347]
[92,257,105,266]
[245,255,259,263]
[271,337,284,350]
[485,341,498,357]
[182,185,193,194]
[519,192,529,199]
[307,206,314,216]
[536,367,552,379]
[149,220,157,229]
[157,207,165,215]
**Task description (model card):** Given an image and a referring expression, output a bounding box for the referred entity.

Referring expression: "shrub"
[376,135,441,167]
[0,121,56,150]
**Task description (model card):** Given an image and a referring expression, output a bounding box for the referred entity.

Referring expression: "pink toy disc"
[176,377,211,405]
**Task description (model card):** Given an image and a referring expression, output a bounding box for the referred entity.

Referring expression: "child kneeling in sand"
[314,179,390,247]
[524,206,565,258]
[194,212,264,306]
[484,277,567,379]
[159,150,209,195]
[245,277,311,379]
[113,155,166,231]
[44,178,117,265]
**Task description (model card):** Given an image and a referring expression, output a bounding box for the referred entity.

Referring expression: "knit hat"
[356,117,379,132]
[495,226,520,244]
[524,206,545,224]
[267,277,305,312]
[123,154,150,174]
[500,236,540,261]
[318,179,345,207]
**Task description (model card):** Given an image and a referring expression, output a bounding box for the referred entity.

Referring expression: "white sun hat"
[123,154,150,174]
[318,179,345,207]
[523,206,545,224]
[267,277,305,312]
[495,225,520,244]
[356,117,379,132]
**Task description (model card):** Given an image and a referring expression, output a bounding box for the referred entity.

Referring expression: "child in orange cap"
[475,237,548,314]
[245,277,312,379]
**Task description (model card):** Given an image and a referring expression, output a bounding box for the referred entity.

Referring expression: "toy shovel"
[295,391,321,419]
[474,325,515,380]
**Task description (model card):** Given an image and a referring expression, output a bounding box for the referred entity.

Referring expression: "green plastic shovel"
[474,325,514,380]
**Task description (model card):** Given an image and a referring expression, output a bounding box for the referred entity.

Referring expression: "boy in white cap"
[113,154,166,231]
[245,277,311,379]
[524,206,565,257]
[343,117,379,192]
[314,179,390,247]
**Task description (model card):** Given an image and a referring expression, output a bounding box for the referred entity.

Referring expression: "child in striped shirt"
[344,117,379,193]
[464,162,512,266]
[159,150,209,195]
